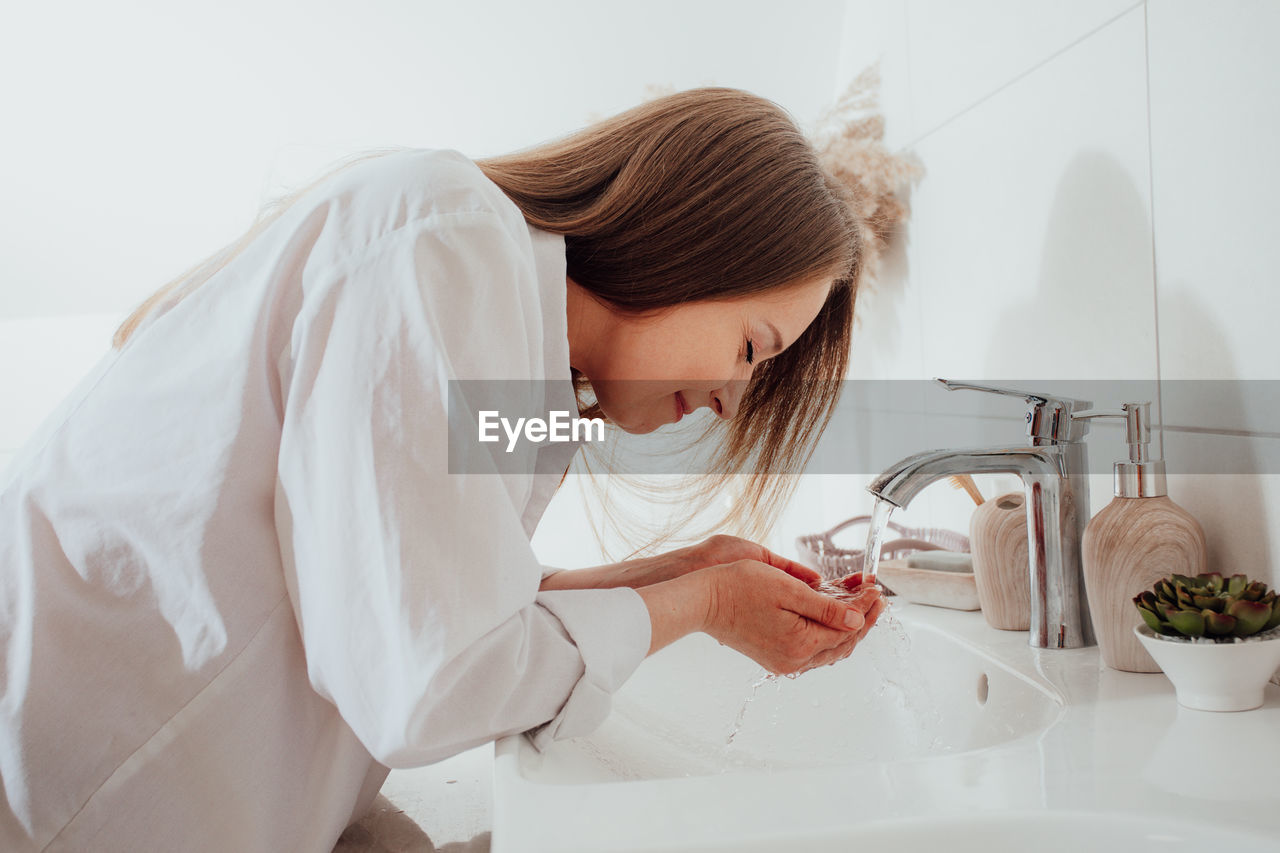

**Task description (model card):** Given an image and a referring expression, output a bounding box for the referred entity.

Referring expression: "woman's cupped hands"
[695,555,885,675]
[681,535,886,675]
[545,532,887,675]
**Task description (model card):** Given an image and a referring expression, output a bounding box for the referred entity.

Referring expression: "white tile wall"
[1162,437,1280,589]
[1148,0,1280,383]
[848,270,927,382]
[835,1,922,382]
[904,0,1143,140]
[832,0,1280,592]
[911,5,1155,382]
[1146,0,1280,589]
[832,0,916,148]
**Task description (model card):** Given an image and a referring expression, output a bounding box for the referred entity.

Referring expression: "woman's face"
[566,274,834,434]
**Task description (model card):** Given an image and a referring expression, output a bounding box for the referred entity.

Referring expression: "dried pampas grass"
[810,64,924,292]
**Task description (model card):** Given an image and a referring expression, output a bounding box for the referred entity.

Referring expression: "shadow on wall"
[1158,281,1275,590]
[917,151,1164,450]
[989,149,1268,587]
[987,150,1156,386]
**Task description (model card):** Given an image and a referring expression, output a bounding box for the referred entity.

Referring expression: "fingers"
[784,567,885,632]
[856,596,889,643]
[796,595,891,674]
[758,547,823,587]
[698,537,823,587]
[785,564,823,587]
[802,636,859,672]
[787,584,865,632]
[844,585,883,612]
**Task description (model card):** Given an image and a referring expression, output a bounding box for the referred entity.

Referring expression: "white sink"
[519,611,1063,783]
[493,602,1280,852]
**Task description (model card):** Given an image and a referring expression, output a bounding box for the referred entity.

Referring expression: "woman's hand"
[634,559,885,674]
[698,560,884,675]
[539,533,821,591]
[691,534,823,587]
[801,573,888,672]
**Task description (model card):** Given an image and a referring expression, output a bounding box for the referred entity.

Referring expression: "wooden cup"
[969,491,1031,631]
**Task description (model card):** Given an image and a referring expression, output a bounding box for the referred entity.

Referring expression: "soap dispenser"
[1079,402,1207,672]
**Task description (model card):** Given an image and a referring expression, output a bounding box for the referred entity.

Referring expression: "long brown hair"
[476,88,861,548]
[114,81,915,552]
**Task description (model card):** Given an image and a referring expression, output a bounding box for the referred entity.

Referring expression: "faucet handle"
[935,378,1055,403]
[935,378,1093,444]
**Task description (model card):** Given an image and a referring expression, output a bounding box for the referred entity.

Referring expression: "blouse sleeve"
[272,210,651,768]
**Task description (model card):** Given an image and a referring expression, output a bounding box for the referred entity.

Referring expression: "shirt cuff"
[525,586,652,750]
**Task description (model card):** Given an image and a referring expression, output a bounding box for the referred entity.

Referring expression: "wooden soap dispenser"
[1079,402,1207,672]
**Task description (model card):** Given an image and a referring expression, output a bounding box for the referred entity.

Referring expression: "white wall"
[6,1,1278,593]
[798,0,1280,593]
[0,0,845,478]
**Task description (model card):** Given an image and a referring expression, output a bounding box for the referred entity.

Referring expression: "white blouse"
[0,149,652,852]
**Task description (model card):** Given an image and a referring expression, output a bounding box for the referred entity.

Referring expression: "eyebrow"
[763,320,784,356]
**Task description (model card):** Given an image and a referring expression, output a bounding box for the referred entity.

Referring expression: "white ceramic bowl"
[1134,624,1280,712]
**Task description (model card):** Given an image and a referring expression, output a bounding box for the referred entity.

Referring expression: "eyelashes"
[745,339,755,365]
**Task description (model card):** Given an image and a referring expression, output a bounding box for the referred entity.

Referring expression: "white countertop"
[492,602,1280,851]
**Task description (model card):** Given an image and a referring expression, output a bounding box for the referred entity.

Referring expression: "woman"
[0,88,888,851]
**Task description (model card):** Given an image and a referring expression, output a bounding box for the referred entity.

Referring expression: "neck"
[565,276,609,377]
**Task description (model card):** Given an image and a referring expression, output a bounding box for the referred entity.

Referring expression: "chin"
[598,402,666,435]
[612,415,664,435]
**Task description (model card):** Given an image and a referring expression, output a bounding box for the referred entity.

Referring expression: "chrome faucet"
[867,379,1097,650]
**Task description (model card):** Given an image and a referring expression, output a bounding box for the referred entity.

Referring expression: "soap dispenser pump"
[1078,402,1207,672]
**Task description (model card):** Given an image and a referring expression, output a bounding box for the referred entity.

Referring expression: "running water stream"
[856,498,945,747]
[861,497,895,585]
[724,672,777,746]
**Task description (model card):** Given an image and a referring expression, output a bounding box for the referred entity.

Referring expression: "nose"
[710,379,746,420]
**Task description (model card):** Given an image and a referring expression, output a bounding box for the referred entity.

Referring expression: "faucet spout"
[869,444,1095,650]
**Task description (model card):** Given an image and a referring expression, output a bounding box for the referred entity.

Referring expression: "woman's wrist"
[634,571,712,655]
[538,545,704,591]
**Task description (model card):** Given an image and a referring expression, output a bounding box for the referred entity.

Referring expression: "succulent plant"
[1134,572,1280,641]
